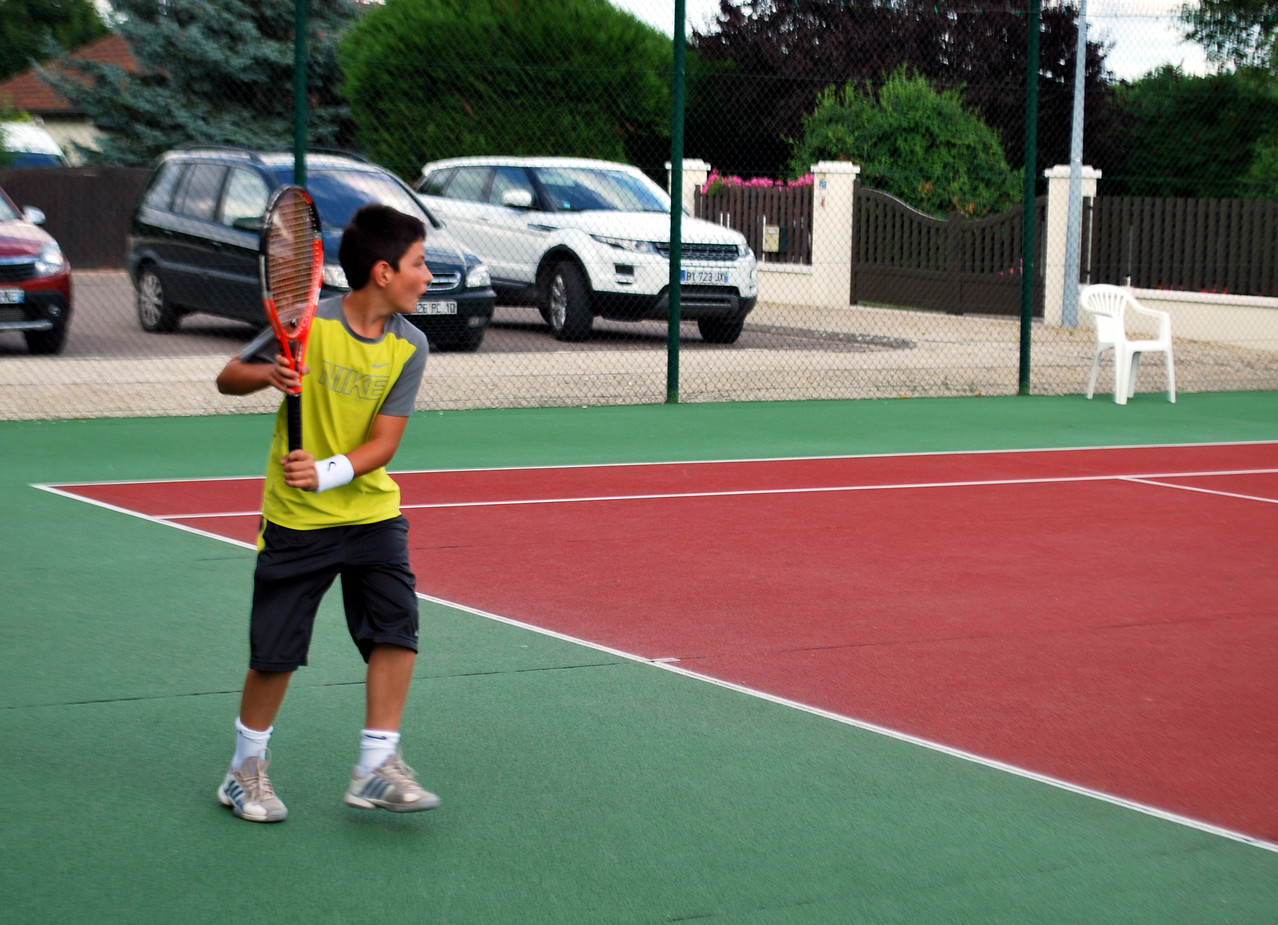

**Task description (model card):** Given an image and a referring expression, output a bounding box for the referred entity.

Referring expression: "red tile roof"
[0,33,140,115]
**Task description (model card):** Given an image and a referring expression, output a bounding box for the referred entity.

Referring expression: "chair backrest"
[1079,284,1131,344]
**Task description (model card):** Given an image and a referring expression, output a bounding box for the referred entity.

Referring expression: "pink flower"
[700,171,815,195]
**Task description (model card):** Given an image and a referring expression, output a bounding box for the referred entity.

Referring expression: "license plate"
[0,288,23,305]
[414,300,457,315]
[680,269,730,285]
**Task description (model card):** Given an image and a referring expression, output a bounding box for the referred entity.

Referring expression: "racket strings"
[267,192,319,327]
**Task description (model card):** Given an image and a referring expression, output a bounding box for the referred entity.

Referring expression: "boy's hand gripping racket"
[260,185,323,452]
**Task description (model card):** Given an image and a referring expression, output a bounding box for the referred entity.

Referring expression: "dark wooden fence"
[0,166,151,269]
[694,184,813,265]
[1084,196,1278,297]
[850,185,1046,317]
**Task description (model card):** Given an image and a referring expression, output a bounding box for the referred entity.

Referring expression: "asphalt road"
[1,269,855,360]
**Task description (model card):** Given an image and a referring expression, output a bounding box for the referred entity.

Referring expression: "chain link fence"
[2,0,1276,421]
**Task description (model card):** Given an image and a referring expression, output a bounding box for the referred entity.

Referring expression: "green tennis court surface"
[4,393,1277,923]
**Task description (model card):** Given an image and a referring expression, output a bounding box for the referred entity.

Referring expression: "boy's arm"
[216,353,303,396]
[281,413,410,492]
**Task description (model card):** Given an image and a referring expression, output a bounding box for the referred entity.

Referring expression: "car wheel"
[697,314,746,344]
[136,268,181,333]
[542,262,593,341]
[24,318,68,355]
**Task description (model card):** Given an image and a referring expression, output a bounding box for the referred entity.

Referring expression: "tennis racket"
[259,185,323,452]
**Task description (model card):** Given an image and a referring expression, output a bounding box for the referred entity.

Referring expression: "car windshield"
[297,167,435,230]
[531,166,670,214]
[6,152,67,168]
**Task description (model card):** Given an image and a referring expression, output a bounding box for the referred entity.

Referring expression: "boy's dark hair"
[338,204,427,290]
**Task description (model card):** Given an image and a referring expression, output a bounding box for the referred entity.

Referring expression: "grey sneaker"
[345,751,440,813]
[217,752,288,823]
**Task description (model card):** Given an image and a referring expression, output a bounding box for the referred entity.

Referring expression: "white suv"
[416,157,758,343]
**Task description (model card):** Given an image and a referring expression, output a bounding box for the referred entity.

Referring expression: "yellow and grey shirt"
[240,295,428,530]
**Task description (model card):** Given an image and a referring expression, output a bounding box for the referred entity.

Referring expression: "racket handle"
[286,392,302,452]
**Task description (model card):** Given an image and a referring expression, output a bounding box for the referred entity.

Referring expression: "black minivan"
[128,146,496,351]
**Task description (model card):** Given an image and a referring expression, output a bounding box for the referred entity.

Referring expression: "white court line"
[33,438,1278,488]
[32,451,1278,852]
[1123,477,1278,505]
[396,467,1278,511]
[38,465,1278,522]
[419,591,1278,856]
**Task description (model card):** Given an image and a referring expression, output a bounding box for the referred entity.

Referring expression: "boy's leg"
[218,670,294,824]
[228,667,294,769]
[364,643,415,731]
[240,668,294,731]
[342,518,438,812]
[345,642,438,813]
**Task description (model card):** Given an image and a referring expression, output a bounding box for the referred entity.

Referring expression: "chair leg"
[1113,348,1130,404]
[1086,351,1103,400]
[1128,352,1141,398]
[1165,350,1176,403]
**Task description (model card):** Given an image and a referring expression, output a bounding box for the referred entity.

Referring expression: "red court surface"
[51,442,1278,846]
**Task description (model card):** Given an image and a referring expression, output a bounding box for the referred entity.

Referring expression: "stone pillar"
[808,161,860,309]
[1043,164,1102,326]
[666,158,711,212]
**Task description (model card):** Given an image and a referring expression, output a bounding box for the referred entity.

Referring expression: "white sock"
[358,728,400,776]
[231,717,272,771]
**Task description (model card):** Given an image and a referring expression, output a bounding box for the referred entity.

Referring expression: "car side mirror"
[501,189,533,210]
[232,216,264,232]
[21,206,45,226]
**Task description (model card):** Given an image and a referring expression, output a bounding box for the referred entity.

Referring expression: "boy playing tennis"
[214,203,436,822]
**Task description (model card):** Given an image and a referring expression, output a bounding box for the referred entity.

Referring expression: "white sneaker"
[217,752,288,822]
[344,751,440,813]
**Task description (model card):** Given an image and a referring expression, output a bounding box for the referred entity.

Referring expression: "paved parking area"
[2,271,1276,420]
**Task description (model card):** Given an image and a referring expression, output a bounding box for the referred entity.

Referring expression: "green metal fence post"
[293,0,308,187]
[666,0,686,405]
[1019,0,1041,395]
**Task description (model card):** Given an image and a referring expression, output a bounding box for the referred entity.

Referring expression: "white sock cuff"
[360,728,401,745]
[236,716,273,741]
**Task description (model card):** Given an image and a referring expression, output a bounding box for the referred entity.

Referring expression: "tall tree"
[1102,66,1278,197]
[1181,0,1278,71]
[687,0,1122,184]
[339,0,672,178]
[0,0,108,82]
[42,0,358,166]
[789,68,1021,217]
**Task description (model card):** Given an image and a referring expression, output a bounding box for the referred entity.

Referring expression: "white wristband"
[313,454,354,492]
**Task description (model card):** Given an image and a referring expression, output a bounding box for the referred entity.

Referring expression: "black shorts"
[249,515,419,672]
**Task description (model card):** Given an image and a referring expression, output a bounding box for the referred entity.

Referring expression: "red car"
[0,185,72,354]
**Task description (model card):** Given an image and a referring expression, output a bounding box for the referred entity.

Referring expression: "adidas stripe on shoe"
[217,752,288,823]
[345,751,440,813]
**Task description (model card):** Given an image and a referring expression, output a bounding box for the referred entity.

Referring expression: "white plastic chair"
[1080,284,1176,405]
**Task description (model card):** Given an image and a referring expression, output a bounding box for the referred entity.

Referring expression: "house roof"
[0,33,140,116]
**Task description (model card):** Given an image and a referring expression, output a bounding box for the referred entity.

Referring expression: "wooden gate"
[1083,195,1278,297]
[850,184,1046,316]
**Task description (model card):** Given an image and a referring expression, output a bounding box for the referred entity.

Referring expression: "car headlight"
[322,262,349,290]
[591,234,659,255]
[466,263,491,289]
[34,242,65,277]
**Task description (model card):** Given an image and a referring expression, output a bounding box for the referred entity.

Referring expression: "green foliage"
[1182,0,1278,71]
[41,0,358,166]
[1242,136,1278,198]
[689,0,1121,185]
[0,104,25,168]
[788,68,1020,217]
[0,0,107,82]
[1111,66,1278,198]
[339,0,671,178]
